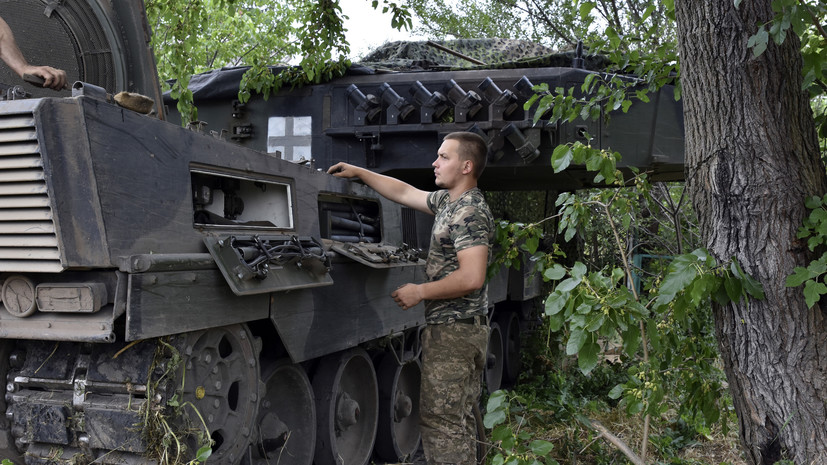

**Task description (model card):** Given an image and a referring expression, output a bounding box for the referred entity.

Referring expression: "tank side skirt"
[125,269,269,341]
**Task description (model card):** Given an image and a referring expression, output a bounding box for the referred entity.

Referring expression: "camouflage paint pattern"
[357,38,610,71]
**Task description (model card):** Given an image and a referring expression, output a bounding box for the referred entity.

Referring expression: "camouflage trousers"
[420,319,489,465]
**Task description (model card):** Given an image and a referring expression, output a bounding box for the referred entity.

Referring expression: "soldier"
[0,16,67,90]
[329,131,492,465]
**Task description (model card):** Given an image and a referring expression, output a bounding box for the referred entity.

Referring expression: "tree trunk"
[675,1,827,464]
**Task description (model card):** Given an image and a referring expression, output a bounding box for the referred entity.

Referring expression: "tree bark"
[675,1,827,464]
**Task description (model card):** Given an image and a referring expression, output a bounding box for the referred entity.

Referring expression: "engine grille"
[0,112,62,272]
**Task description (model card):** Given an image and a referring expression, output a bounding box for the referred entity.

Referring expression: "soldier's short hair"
[444,131,488,179]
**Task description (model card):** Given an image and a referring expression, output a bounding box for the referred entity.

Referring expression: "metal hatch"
[204,235,334,295]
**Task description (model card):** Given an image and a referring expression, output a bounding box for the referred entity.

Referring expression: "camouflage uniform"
[420,187,493,465]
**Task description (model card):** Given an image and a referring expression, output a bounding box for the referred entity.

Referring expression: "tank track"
[3,338,158,464]
[0,326,261,465]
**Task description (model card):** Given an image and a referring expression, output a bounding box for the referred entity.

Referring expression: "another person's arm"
[0,17,67,90]
[328,162,431,213]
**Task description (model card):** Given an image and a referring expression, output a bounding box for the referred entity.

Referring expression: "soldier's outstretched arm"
[0,16,67,90]
[328,162,431,214]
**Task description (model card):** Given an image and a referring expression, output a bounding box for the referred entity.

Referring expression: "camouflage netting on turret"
[352,38,610,73]
[170,39,612,101]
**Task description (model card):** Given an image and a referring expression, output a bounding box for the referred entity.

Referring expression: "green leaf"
[606,27,620,48]
[556,277,581,293]
[566,329,587,355]
[724,276,742,302]
[492,423,513,443]
[564,223,577,242]
[748,27,769,57]
[805,195,822,209]
[195,444,213,462]
[627,399,644,414]
[545,292,566,316]
[574,302,593,315]
[484,408,508,429]
[786,266,814,287]
[687,274,712,306]
[486,390,507,411]
[578,340,599,374]
[647,318,661,352]
[530,439,555,456]
[803,279,827,308]
[585,313,605,332]
[621,326,641,356]
[547,312,564,331]
[543,264,566,281]
[608,383,625,399]
[713,281,731,304]
[551,145,574,172]
[656,254,700,306]
[521,234,540,254]
[571,262,588,279]
[734,261,765,299]
[579,2,595,22]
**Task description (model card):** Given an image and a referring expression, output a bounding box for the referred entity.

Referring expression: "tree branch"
[799,0,827,43]
[522,0,577,46]
[583,419,647,465]
[625,0,642,24]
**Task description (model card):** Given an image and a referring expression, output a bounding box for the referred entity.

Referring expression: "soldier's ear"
[462,159,473,175]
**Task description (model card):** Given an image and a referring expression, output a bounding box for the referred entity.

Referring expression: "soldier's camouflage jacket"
[424,187,494,324]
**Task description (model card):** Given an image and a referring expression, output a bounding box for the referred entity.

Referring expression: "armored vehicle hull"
[0,85,539,464]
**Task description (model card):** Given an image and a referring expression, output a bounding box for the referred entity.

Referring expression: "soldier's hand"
[392,283,423,310]
[327,162,361,179]
[24,65,67,90]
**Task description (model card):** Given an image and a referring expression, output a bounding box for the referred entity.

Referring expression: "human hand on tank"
[23,65,68,90]
[327,162,363,179]
[391,283,423,310]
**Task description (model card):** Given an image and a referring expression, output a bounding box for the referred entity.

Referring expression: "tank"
[0,2,684,464]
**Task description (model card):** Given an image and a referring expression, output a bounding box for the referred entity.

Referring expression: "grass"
[484,328,747,465]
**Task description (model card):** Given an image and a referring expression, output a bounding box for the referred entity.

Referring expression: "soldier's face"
[432,139,469,188]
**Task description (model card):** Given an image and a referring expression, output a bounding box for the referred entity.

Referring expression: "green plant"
[484,390,560,465]
[786,194,827,306]
[491,126,763,460]
[141,339,213,465]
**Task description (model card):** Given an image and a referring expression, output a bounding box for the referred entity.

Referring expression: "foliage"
[146,0,300,122]
[406,0,675,53]
[487,57,763,455]
[786,193,827,307]
[484,390,560,465]
[146,0,363,123]
[406,0,549,45]
[485,334,742,464]
[142,339,213,465]
[484,50,740,452]
[489,140,760,459]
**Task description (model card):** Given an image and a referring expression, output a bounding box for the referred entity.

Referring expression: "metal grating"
[0,112,62,272]
[401,207,420,249]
